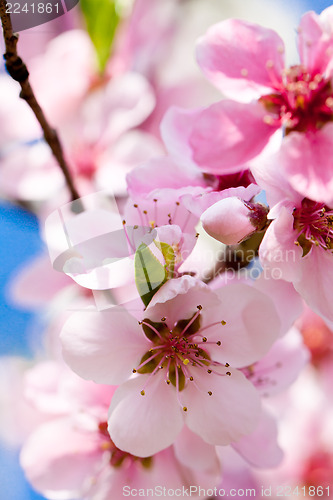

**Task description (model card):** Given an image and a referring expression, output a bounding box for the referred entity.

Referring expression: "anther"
[122,220,126,225]
[133,204,138,208]
[221,320,226,325]
[140,390,145,396]
[189,376,194,381]
[202,337,207,342]
[132,369,137,373]
[161,317,166,322]
[197,305,202,310]
[226,372,231,376]
[166,380,171,385]
[225,363,230,367]
[207,369,212,374]
[216,341,221,346]
[208,391,213,396]
[183,407,188,412]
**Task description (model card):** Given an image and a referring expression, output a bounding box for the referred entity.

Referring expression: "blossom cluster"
[1,1,333,499]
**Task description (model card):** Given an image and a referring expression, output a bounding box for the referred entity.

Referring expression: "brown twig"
[0,0,81,202]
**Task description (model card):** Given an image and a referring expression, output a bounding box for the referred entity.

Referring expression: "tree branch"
[0,0,81,202]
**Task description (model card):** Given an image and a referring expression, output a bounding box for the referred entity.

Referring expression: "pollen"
[183,358,190,365]
[263,115,274,125]
[241,68,248,76]
[266,60,274,69]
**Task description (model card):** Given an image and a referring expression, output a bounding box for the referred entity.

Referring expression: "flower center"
[260,64,333,133]
[133,306,230,411]
[98,421,153,468]
[293,198,333,255]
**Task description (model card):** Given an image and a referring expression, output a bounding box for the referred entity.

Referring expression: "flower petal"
[205,283,281,367]
[189,100,279,174]
[296,246,333,323]
[147,275,220,328]
[173,426,220,474]
[279,127,333,205]
[108,375,184,457]
[20,417,102,497]
[259,208,303,282]
[298,8,333,76]
[183,368,261,446]
[196,19,285,100]
[232,409,283,468]
[60,308,149,385]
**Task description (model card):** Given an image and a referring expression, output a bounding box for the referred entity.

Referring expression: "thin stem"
[0,0,81,203]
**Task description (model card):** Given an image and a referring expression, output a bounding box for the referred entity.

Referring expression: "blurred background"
[1,0,333,498]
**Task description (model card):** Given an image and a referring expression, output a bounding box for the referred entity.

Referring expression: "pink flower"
[60,275,281,456]
[162,7,333,203]
[19,361,220,499]
[260,196,333,324]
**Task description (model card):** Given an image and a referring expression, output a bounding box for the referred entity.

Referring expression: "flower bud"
[201,197,268,245]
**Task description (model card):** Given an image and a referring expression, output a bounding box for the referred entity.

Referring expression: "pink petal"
[298,9,333,76]
[232,409,283,468]
[161,106,206,168]
[60,308,149,385]
[206,284,281,367]
[82,72,156,146]
[247,326,310,397]
[20,417,102,497]
[147,276,220,328]
[174,426,220,474]
[183,368,261,446]
[108,375,184,457]
[196,19,285,100]
[189,100,279,174]
[253,274,303,335]
[29,30,96,125]
[296,246,333,323]
[126,156,206,197]
[9,254,72,309]
[279,126,333,205]
[96,131,163,197]
[259,207,303,282]
[181,183,260,218]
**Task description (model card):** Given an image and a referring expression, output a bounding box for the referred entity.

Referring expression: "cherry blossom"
[19,361,219,500]
[60,275,281,456]
[161,6,333,204]
[259,187,333,323]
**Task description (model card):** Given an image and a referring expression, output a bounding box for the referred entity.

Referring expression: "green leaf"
[135,243,167,307]
[154,241,175,277]
[80,0,120,73]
